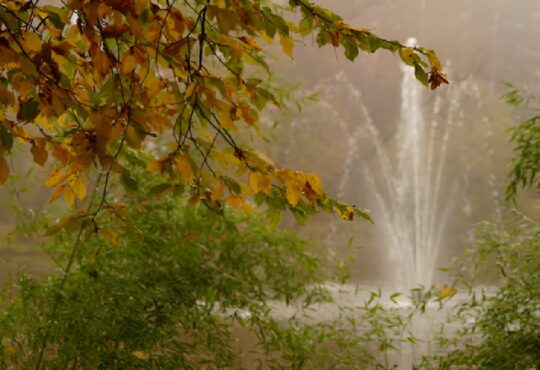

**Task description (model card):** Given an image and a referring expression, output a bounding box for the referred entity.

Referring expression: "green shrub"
[1,185,409,369]
[421,218,540,369]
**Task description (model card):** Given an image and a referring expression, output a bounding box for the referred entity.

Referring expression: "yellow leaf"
[280,34,294,58]
[131,350,149,360]
[211,181,224,202]
[0,156,9,184]
[436,284,456,298]
[70,174,87,200]
[238,36,261,51]
[285,181,302,206]
[121,53,137,75]
[305,173,323,195]
[45,168,65,188]
[185,83,198,99]
[63,187,75,205]
[249,172,272,195]
[49,185,65,203]
[21,32,42,53]
[176,155,193,182]
[218,112,236,130]
[260,31,274,43]
[133,0,148,16]
[213,0,226,8]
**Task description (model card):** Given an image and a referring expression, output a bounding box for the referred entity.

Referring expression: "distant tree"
[0,0,447,225]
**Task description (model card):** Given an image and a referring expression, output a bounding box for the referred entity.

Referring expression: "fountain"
[280,38,507,291]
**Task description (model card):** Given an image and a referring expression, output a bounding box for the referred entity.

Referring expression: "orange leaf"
[0,156,9,184]
[147,159,164,172]
[31,138,48,166]
[101,228,119,245]
[176,155,193,182]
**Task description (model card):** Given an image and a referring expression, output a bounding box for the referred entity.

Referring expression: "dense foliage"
[0,0,446,225]
[0,181,411,369]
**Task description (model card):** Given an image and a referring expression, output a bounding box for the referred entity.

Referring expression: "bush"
[1,184,410,369]
[421,218,540,369]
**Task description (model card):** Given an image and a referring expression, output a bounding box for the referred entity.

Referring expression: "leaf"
[249,172,271,194]
[121,169,139,192]
[125,125,144,149]
[342,38,359,61]
[31,138,48,166]
[70,175,87,200]
[0,125,13,151]
[280,34,294,58]
[147,159,164,172]
[20,100,40,121]
[429,68,449,90]
[285,181,301,206]
[436,284,456,298]
[414,64,429,87]
[176,155,193,182]
[305,173,323,195]
[101,228,119,245]
[184,83,197,99]
[21,32,42,53]
[90,45,111,77]
[0,156,9,184]
[147,183,173,197]
[45,168,65,187]
[121,53,138,75]
[0,7,20,32]
[131,350,149,360]
[329,31,340,47]
[216,8,239,33]
[399,47,415,66]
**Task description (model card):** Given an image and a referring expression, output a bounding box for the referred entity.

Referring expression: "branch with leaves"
[0,0,448,230]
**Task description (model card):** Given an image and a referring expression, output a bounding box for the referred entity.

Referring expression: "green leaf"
[365,34,381,53]
[147,183,172,197]
[0,125,13,151]
[222,176,241,194]
[121,169,139,192]
[414,64,429,87]
[342,38,359,61]
[0,7,21,32]
[316,29,330,47]
[20,100,39,121]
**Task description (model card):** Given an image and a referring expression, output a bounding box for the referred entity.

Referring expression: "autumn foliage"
[0,0,447,224]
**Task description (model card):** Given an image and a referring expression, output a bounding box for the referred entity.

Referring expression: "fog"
[264,0,540,287]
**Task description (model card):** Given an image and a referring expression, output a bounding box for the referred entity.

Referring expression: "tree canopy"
[0,0,447,226]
